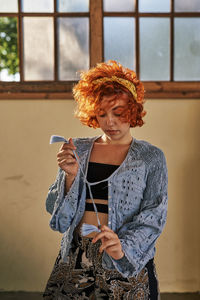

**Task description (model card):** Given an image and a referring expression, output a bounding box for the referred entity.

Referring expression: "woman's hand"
[57,138,79,178]
[92,225,124,260]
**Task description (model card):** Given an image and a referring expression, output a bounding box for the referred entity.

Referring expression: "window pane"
[0,0,18,12]
[0,17,19,81]
[104,0,135,12]
[140,18,170,81]
[104,17,135,70]
[175,0,200,12]
[23,17,54,80]
[174,18,200,81]
[21,0,53,12]
[58,18,89,80]
[57,0,89,12]
[139,0,170,12]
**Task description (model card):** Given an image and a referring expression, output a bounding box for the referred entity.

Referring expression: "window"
[0,0,200,99]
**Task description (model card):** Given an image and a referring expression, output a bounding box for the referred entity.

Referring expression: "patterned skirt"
[43,235,160,300]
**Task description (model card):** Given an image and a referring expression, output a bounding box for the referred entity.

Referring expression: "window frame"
[0,0,200,99]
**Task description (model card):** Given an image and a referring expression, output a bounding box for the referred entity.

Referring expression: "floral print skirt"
[43,235,160,300]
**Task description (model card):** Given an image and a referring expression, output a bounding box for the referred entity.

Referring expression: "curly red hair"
[73,60,146,128]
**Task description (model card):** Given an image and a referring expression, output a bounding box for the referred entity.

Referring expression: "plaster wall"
[0,99,199,292]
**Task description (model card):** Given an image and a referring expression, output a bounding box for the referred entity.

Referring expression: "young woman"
[43,61,168,300]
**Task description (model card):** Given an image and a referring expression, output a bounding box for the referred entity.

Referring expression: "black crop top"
[85,162,119,214]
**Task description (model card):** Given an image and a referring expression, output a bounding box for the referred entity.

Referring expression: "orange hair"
[73,60,146,128]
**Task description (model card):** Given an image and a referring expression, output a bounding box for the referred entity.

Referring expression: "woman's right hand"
[57,138,79,179]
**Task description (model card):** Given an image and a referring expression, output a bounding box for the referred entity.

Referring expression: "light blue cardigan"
[46,136,168,278]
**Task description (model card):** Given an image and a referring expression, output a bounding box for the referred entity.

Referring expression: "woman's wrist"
[65,173,75,193]
[115,250,125,260]
[65,172,75,179]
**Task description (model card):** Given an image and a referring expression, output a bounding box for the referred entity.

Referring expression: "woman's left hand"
[92,225,124,260]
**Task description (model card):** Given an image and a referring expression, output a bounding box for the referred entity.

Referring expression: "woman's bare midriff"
[77,199,108,238]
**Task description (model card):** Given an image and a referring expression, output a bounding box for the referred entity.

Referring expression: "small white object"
[50,135,68,144]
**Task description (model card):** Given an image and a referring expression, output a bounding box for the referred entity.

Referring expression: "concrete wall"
[0,98,199,292]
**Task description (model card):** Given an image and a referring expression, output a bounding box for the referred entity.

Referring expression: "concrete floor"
[0,292,200,300]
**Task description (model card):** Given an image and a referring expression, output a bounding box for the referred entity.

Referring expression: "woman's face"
[96,93,132,144]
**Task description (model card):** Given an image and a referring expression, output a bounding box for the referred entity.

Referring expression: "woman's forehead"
[99,93,129,109]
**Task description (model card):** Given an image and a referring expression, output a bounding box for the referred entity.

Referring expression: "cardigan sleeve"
[45,167,81,233]
[110,150,168,277]
[45,168,62,215]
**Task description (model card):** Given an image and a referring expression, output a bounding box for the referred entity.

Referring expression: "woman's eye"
[99,114,106,118]
[114,113,121,117]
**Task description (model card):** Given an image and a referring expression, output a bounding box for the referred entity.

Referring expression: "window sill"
[0,81,200,99]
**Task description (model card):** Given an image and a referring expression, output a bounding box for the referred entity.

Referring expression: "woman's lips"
[106,130,119,135]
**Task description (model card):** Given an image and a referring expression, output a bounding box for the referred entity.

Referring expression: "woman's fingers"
[100,225,113,232]
[56,138,78,176]
[68,137,76,148]
[58,158,76,166]
[92,226,124,259]
[105,245,124,257]
[92,230,116,243]
[100,238,124,259]
[57,149,75,158]
[57,153,76,162]
[60,138,76,151]
[99,239,118,252]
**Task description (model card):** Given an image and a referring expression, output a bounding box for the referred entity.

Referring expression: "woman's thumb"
[69,138,76,148]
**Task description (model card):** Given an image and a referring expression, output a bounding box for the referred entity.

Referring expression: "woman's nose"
[106,115,115,126]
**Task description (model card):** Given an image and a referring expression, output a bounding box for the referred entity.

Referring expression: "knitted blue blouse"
[46,136,168,278]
